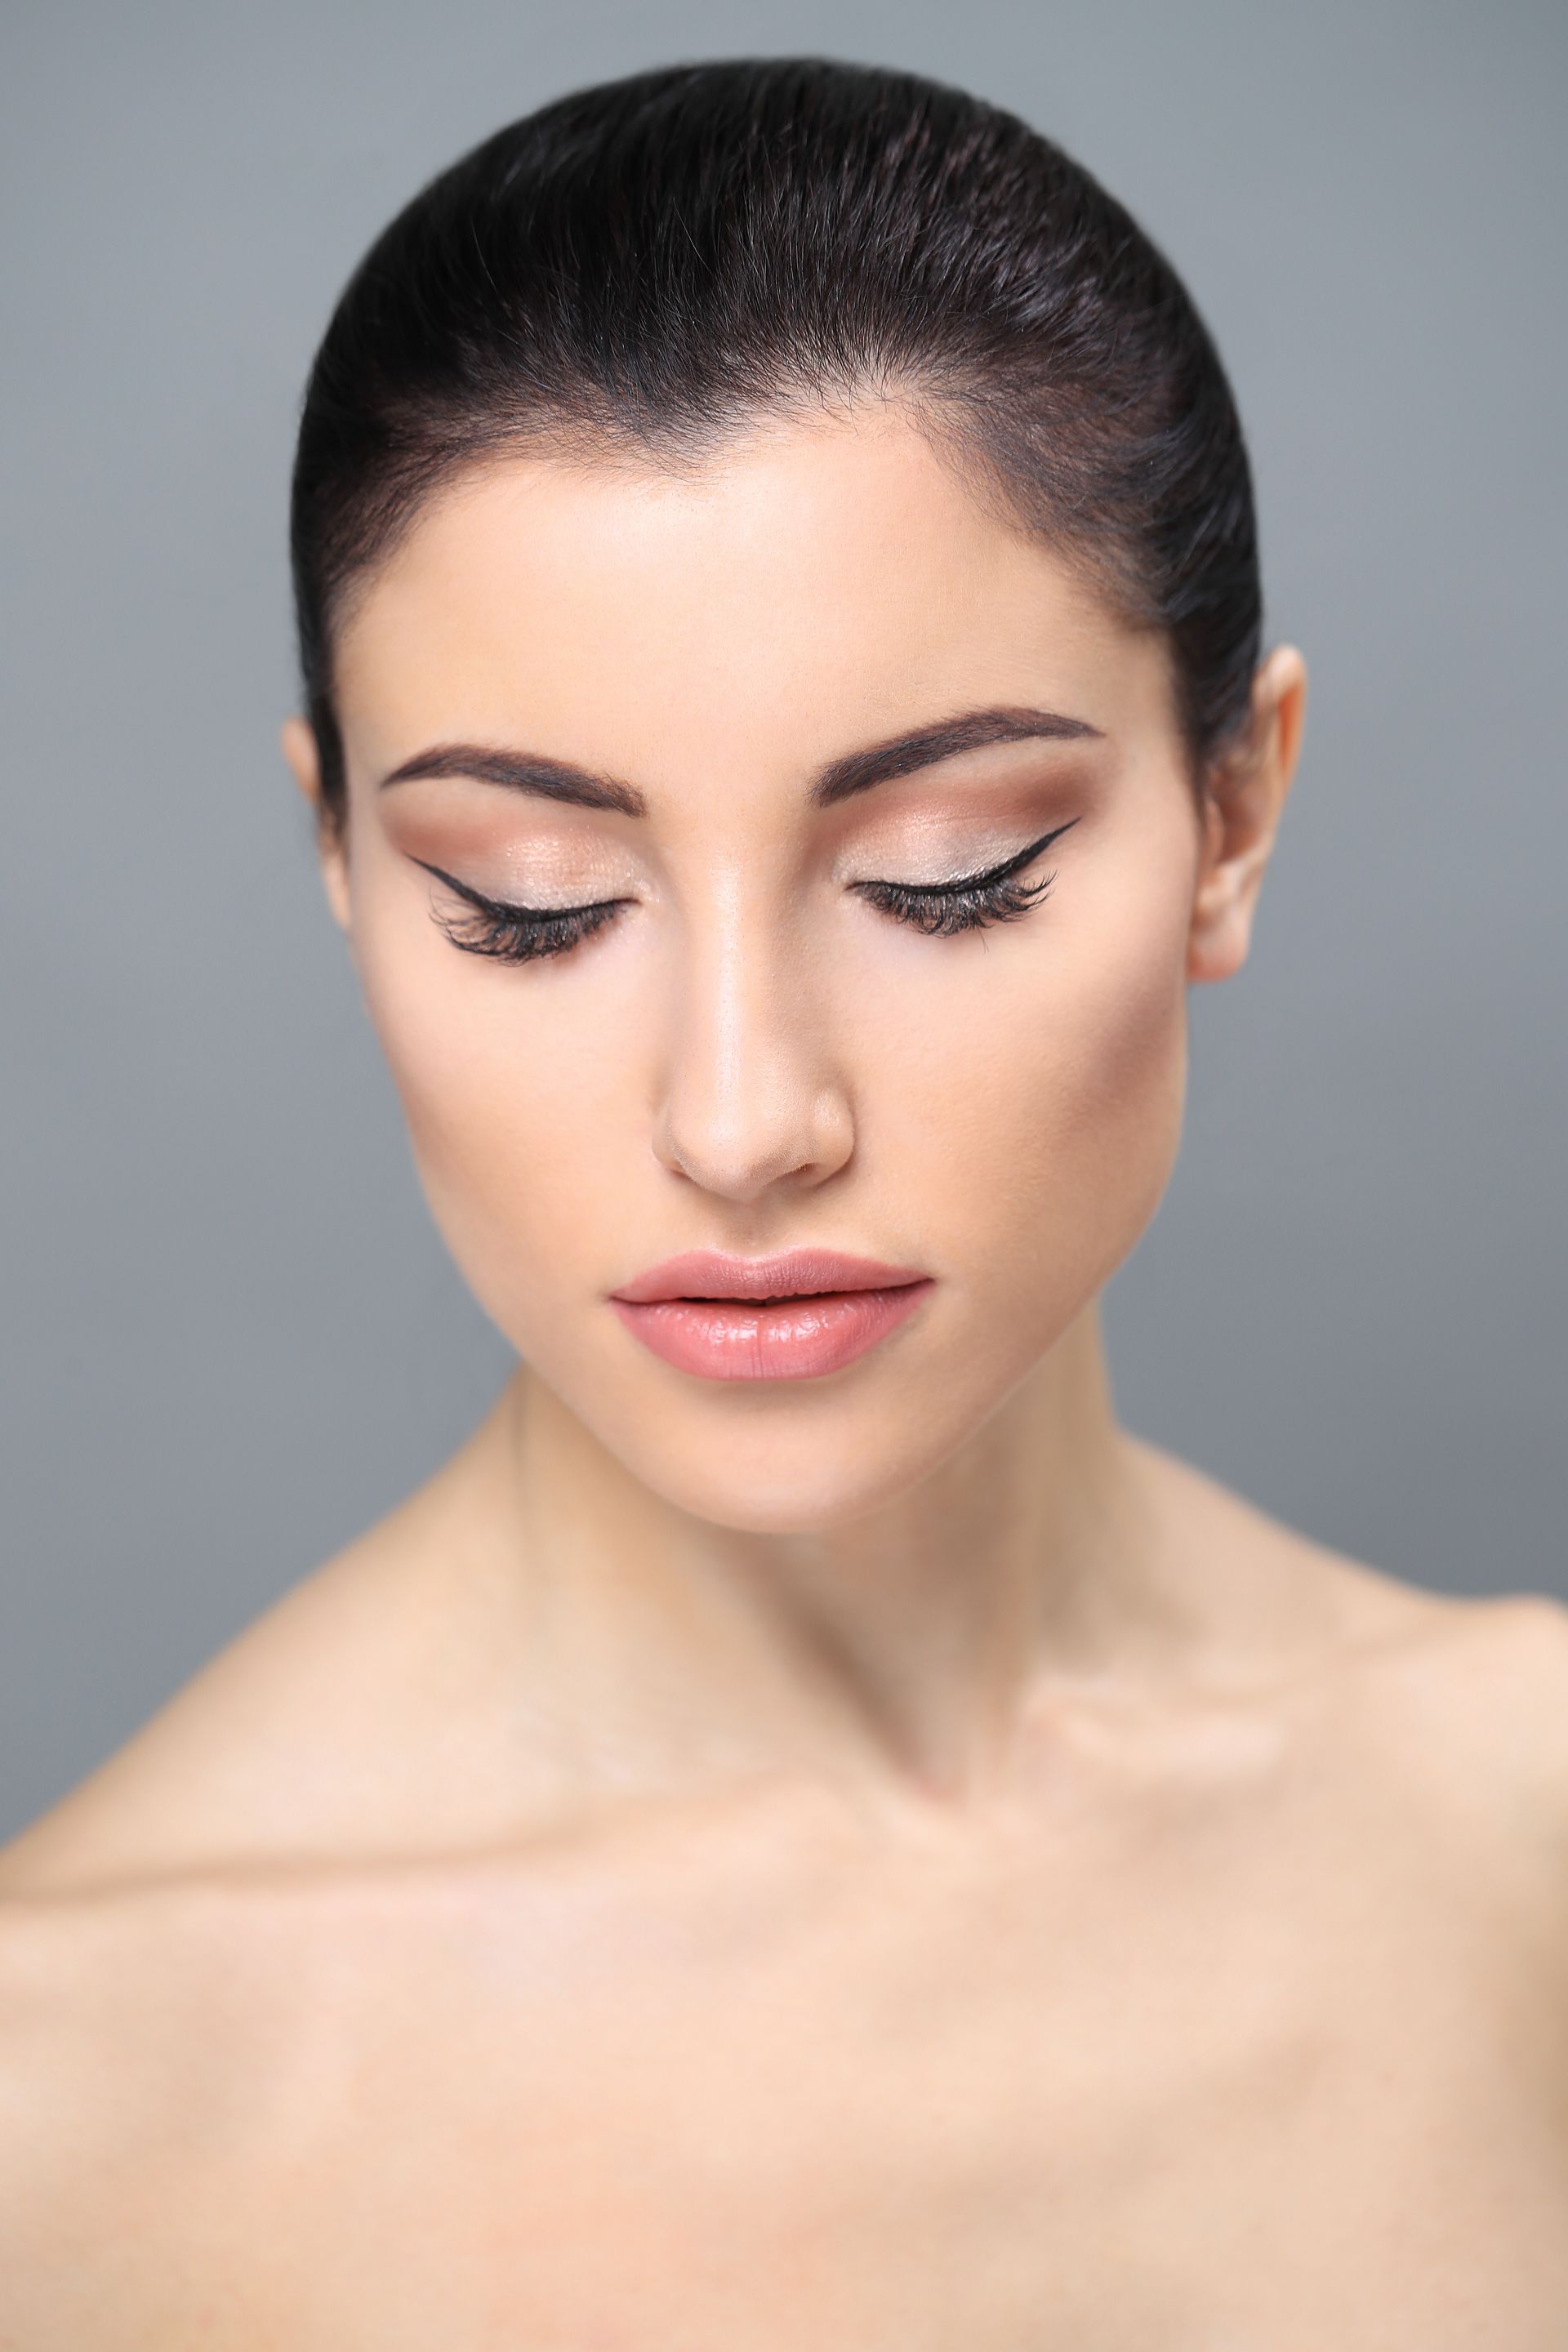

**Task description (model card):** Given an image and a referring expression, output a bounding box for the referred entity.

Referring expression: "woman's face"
[305,408,1246,1533]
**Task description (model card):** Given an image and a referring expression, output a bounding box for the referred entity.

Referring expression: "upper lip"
[610,1249,931,1304]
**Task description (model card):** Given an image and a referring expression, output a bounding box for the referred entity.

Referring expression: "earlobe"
[279,715,353,936]
[1186,645,1307,987]
[1187,853,1256,985]
[1188,887,1256,984]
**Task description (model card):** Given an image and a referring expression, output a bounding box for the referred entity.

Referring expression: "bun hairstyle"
[290,56,1263,843]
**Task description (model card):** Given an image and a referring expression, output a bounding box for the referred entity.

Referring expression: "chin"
[535,1320,1057,1537]
[617,1433,959,1536]
[608,1442,963,1538]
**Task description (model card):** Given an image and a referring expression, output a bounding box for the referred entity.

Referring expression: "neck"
[456,1305,1192,1816]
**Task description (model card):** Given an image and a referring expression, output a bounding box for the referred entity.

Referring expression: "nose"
[651,896,854,1202]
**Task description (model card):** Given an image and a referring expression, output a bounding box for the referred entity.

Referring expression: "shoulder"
[0,1873,264,2313]
[1356,1585,1568,1838]
[0,1459,526,1905]
[1,1489,408,1897]
[1289,1576,1568,2006]
[1139,1437,1568,1887]
[0,1504,410,2306]
[1374,1590,1568,2071]
[0,1850,434,2332]
[0,1553,384,1904]
[1133,1436,1568,1806]
[1160,1437,1568,1809]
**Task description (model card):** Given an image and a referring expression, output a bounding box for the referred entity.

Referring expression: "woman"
[2,54,1566,2345]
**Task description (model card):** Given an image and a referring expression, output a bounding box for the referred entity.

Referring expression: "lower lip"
[609,1282,934,1382]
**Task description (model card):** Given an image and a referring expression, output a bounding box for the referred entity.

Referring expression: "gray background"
[3,0,1564,1843]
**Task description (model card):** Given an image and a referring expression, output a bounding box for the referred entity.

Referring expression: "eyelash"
[413,866,627,964]
[850,819,1080,938]
[413,818,1080,966]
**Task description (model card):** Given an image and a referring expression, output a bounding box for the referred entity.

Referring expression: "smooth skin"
[2,403,1566,2350]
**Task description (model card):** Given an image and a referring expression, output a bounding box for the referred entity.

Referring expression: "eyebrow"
[376,743,645,815]
[375,705,1103,815]
[809,706,1102,808]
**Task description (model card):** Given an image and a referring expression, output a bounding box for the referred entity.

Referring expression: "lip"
[608,1249,934,1382]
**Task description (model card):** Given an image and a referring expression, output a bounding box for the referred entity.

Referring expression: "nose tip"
[654,1079,853,1200]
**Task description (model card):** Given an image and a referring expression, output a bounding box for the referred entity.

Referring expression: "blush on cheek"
[353,948,537,1314]
[390,1057,571,1357]
[952,896,1192,1337]
[1054,895,1192,1235]
[356,934,642,1371]
[1070,904,1188,1141]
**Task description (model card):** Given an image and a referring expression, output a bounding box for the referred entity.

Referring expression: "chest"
[98,1821,1568,2350]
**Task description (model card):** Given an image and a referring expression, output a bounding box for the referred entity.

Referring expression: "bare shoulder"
[0,1881,200,2221]
[1302,1533,1568,1854]
[1349,1579,1568,1845]
[0,1424,527,1907]
[1130,1435,1568,1860]
[0,1495,443,2306]
[0,1559,390,1906]
[0,1864,272,2329]
[1299,1508,1568,1807]
[0,1857,407,2333]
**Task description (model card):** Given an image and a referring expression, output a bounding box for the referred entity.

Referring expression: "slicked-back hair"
[290,56,1263,840]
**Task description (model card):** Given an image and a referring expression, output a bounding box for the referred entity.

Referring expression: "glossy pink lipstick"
[608,1249,933,1382]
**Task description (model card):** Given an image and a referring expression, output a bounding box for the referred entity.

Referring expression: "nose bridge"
[654,870,850,1200]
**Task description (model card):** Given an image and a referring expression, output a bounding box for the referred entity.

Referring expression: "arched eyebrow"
[376,704,1102,814]
[808,706,1102,807]
[376,744,644,815]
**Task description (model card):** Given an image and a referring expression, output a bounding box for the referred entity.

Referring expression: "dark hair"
[290,56,1262,841]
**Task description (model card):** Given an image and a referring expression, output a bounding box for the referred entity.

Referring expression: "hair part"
[290,56,1263,841]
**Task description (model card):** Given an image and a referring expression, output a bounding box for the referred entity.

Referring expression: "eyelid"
[411,819,1081,919]
[858,817,1080,896]
[411,857,624,919]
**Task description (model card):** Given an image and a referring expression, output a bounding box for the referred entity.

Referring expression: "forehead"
[331,405,1174,782]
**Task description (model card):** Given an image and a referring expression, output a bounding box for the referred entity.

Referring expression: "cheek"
[352,907,644,1341]
[862,868,1191,1325]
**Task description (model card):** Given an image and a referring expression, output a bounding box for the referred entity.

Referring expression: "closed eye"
[852,817,1081,938]
[412,859,631,964]
[413,813,1082,966]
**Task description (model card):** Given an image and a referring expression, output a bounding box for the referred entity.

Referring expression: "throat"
[469,1312,1162,1815]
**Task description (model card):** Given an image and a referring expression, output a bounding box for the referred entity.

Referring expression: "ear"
[1187,645,1307,986]
[280,715,352,935]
